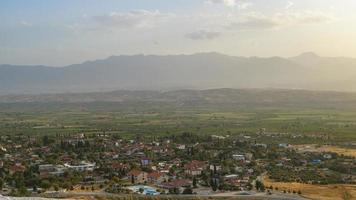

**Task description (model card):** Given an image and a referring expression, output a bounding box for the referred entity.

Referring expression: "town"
[0,131,354,198]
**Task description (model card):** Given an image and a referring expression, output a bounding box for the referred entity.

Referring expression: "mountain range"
[2,88,356,112]
[1,52,356,94]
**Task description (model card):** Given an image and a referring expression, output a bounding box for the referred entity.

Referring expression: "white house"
[64,161,95,172]
[232,154,245,161]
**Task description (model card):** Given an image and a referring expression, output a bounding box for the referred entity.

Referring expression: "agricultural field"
[263,176,356,200]
[0,102,356,145]
[294,144,356,157]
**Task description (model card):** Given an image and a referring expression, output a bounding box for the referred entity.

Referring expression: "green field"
[0,101,355,145]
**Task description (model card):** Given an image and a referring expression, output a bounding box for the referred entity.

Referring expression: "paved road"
[0,195,58,200]
[36,191,308,200]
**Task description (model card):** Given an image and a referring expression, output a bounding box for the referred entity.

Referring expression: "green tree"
[255,180,265,192]
[193,177,197,188]
[139,187,144,193]
[131,175,135,184]
[40,180,51,190]
[0,178,3,190]
[42,135,50,146]
[211,179,218,191]
[182,186,193,194]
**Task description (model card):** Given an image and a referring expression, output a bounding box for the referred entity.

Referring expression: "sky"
[1,0,356,66]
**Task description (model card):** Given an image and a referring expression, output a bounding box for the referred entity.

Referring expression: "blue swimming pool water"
[127,185,160,195]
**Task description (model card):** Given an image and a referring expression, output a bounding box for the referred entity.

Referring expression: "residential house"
[232,154,245,161]
[209,164,222,172]
[184,160,206,176]
[39,164,65,177]
[141,158,151,166]
[127,169,148,184]
[160,179,191,191]
[147,171,168,184]
[9,163,26,175]
[64,161,95,172]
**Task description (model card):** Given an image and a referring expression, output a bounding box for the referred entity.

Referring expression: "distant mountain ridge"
[2,88,356,111]
[1,52,356,94]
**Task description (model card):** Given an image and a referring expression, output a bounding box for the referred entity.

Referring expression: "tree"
[42,135,50,146]
[54,184,59,192]
[193,177,197,188]
[211,179,218,192]
[112,176,120,183]
[246,182,253,191]
[33,185,37,192]
[255,180,265,192]
[182,186,193,194]
[169,187,180,194]
[18,186,28,196]
[139,187,144,193]
[131,175,135,184]
[40,180,51,190]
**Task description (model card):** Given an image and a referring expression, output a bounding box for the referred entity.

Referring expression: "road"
[35,190,307,200]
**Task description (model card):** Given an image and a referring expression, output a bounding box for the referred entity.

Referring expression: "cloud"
[207,0,237,7]
[238,2,253,10]
[92,10,173,30]
[67,24,82,34]
[285,10,335,24]
[20,21,33,27]
[185,30,221,40]
[226,10,334,31]
[153,40,160,45]
[207,0,252,9]
[285,1,294,9]
[226,13,280,30]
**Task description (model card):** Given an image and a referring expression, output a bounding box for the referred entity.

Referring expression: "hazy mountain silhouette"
[1,52,356,94]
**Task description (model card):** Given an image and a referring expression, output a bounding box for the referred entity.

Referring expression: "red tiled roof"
[111,162,128,169]
[184,160,205,170]
[10,164,26,173]
[148,171,164,179]
[128,169,145,176]
[161,179,191,189]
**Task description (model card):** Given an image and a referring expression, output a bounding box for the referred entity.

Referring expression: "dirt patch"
[321,146,356,157]
[293,144,356,158]
[263,176,356,200]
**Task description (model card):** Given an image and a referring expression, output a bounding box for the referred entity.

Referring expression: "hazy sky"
[1,0,356,66]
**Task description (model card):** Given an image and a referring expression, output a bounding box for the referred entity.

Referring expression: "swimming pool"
[127,185,160,195]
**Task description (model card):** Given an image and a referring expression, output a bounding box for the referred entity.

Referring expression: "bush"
[182,187,193,194]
